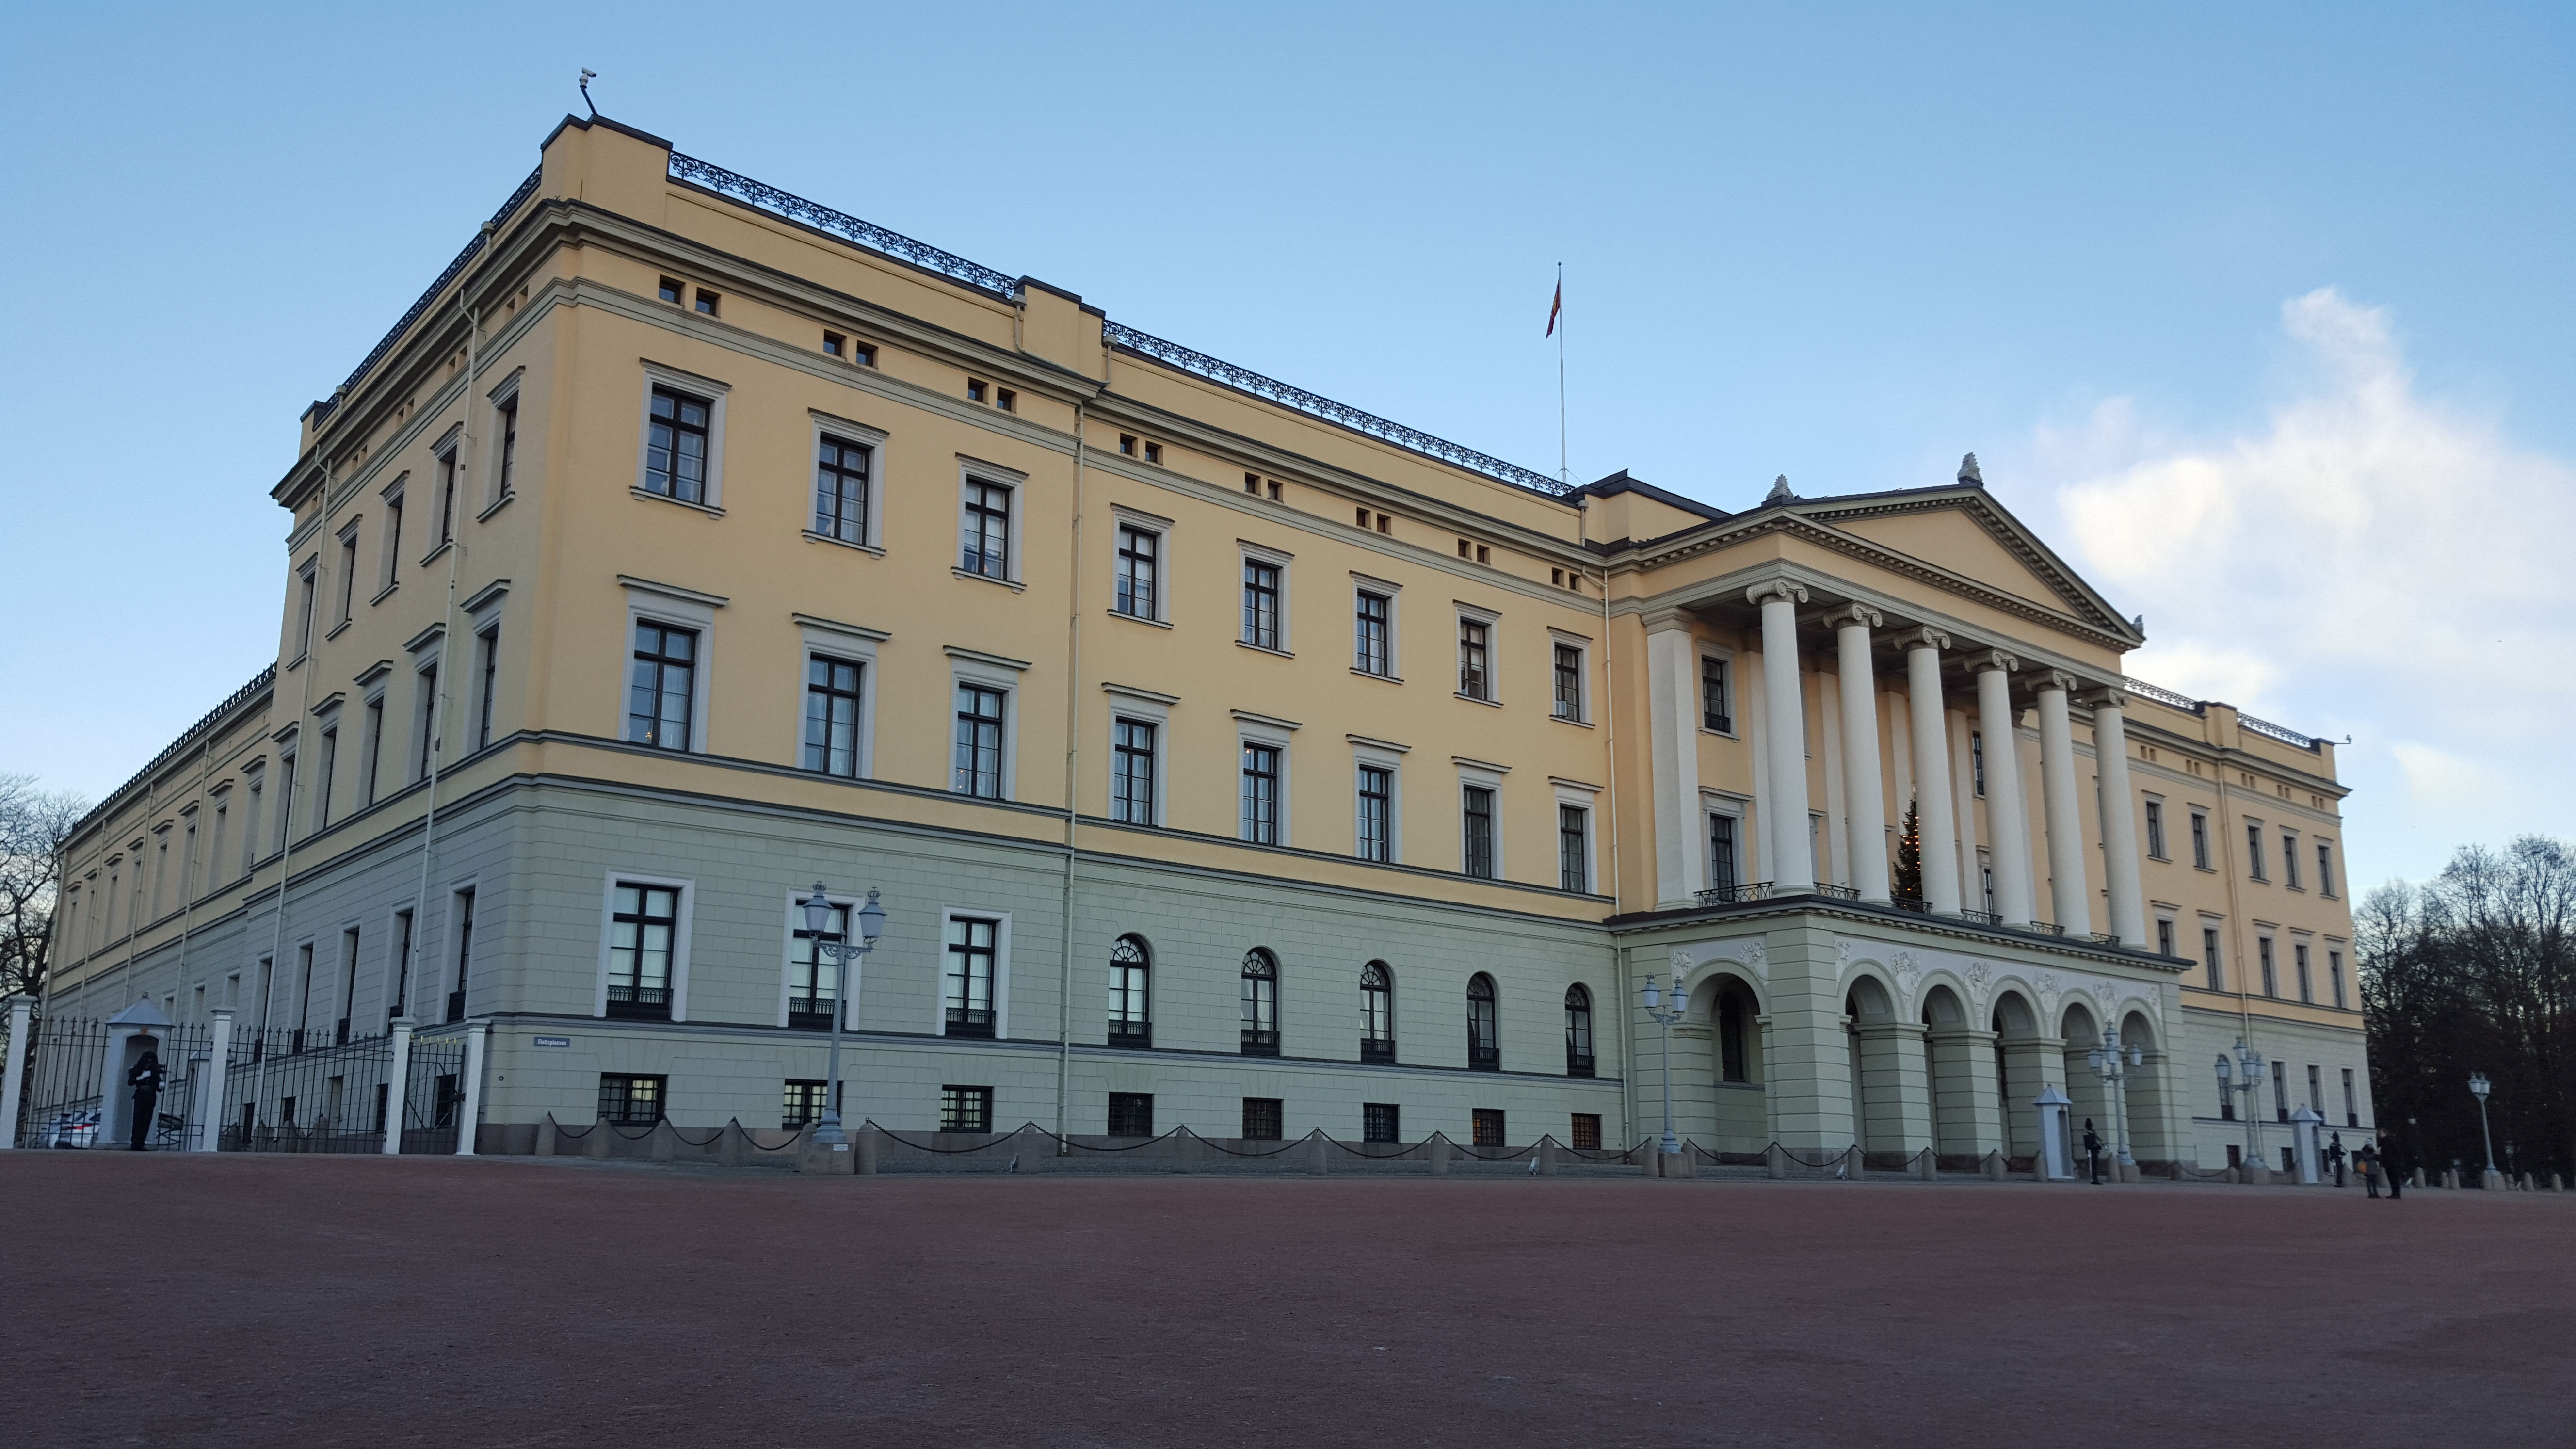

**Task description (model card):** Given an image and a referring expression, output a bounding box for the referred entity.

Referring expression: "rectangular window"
[2341,1068,2359,1127]
[359,698,384,805]
[435,450,459,546]
[2307,1063,2323,1115]
[1570,1113,1602,1151]
[960,478,1012,578]
[781,1079,839,1129]
[1114,525,1159,619]
[803,655,865,778]
[2283,833,2302,888]
[952,685,1006,798]
[814,435,871,544]
[337,529,359,624]
[1362,1102,1401,1144]
[2191,811,2211,869]
[1471,1109,1505,1148]
[2144,801,2166,860]
[2258,937,2278,998]
[943,916,998,1038]
[659,276,684,304]
[1240,743,1281,844]
[788,901,847,1030]
[382,495,404,590]
[388,908,415,1027]
[940,1085,994,1134]
[412,666,438,781]
[1112,720,1158,824]
[644,387,711,503]
[496,396,518,498]
[1357,765,1393,863]
[2295,942,2313,1002]
[2157,919,2176,957]
[1354,591,1391,676]
[1971,730,1987,797]
[296,563,318,659]
[1241,559,1282,649]
[1108,1092,1155,1138]
[1700,656,1732,732]
[446,887,475,1023]
[474,626,499,751]
[1558,805,1589,892]
[599,1075,667,1125]
[2318,843,2337,897]
[2273,1072,2289,1123]
[1457,618,1491,700]
[1709,813,1739,892]
[607,884,678,1020]
[2202,928,2223,991]
[1241,1097,1284,1142]
[693,289,718,315]
[2247,823,2267,881]
[625,623,695,751]
[1461,786,1497,880]
[1552,644,1583,721]
[312,725,338,832]
[2329,950,2347,1009]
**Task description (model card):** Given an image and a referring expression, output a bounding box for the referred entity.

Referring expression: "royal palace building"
[39,116,2370,1172]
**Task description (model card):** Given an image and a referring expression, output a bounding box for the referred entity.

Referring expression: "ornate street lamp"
[800,883,886,1148]
[2469,1072,2499,1183]
[2215,1037,2264,1170]
[2087,1028,2144,1170]
[1640,966,1686,1159]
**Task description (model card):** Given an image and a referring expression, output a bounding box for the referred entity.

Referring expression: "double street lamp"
[2086,1028,2144,1170]
[1640,966,1686,1159]
[2469,1071,2499,1184]
[799,883,886,1148]
[2214,1037,2266,1170]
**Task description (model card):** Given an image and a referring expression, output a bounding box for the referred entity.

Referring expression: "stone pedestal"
[1766,1143,1789,1179]
[1428,1134,1450,1176]
[856,1124,880,1175]
[1983,1149,2006,1181]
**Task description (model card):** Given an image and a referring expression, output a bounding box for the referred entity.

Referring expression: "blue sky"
[2,3,2568,888]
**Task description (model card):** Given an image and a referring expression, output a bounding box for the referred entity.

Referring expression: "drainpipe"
[1056,400,1088,1147]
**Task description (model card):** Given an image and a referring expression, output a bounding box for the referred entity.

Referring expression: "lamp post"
[2086,1027,2143,1171]
[2469,1072,2498,1185]
[1640,966,1686,1159]
[800,883,886,1148]
[2214,1037,2264,1171]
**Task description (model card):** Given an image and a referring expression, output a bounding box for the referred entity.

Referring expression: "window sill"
[952,567,1025,593]
[324,619,353,641]
[1551,712,1593,729]
[630,486,726,518]
[1108,610,1171,629]
[1350,668,1403,684]
[476,492,515,524]
[370,581,400,607]
[1453,692,1502,708]
[285,652,308,672]
[1699,726,1737,739]
[2146,853,2170,864]
[419,541,455,569]
[1236,640,1292,659]
[803,530,885,557]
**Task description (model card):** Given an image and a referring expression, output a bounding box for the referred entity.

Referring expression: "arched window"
[1563,983,1595,1077]
[1108,935,1151,1048]
[1360,962,1395,1063]
[1466,972,1499,1071]
[1241,949,1280,1056]
[1718,990,1749,1082]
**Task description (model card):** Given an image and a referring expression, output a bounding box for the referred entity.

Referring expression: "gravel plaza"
[3,1154,2568,1448]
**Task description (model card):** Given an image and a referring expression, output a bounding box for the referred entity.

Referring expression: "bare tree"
[0,774,86,1001]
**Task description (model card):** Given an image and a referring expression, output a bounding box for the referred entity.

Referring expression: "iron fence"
[217,1027,469,1154]
[11,1015,215,1150]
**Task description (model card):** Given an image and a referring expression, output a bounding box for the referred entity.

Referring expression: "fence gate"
[11,1015,216,1151]
[399,1033,469,1154]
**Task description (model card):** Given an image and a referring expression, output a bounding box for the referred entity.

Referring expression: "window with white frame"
[1354,751,1399,864]
[310,716,338,833]
[409,658,440,782]
[336,522,360,626]
[472,621,501,752]
[491,385,520,504]
[1551,640,1585,721]
[2282,831,2302,889]
[814,434,873,545]
[1558,804,1590,892]
[804,655,866,777]
[960,474,1014,580]
[2246,821,2268,881]
[1461,781,1499,880]
[644,387,713,504]
[379,477,406,595]
[2190,810,2211,869]
[944,915,1000,1038]
[1241,741,1282,844]
[2317,841,2338,898]
[1708,809,1741,893]
[1353,580,1397,677]
[357,692,385,805]
[1108,935,1151,1047]
[1700,654,1733,733]
[1113,518,1163,621]
[434,442,462,547]
[1112,718,1158,824]
[294,558,319,660]
[955,684,1008,798]
[1456,613,1494,701]
[2156,916,2177,958]
[787,897,848,1030]
[605,880,683,1020]
[2144,798,2167,860]
[1241,550,1286,650]
[626,623,696,751]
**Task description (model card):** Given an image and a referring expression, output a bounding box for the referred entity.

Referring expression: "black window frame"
[1570,1113,1603,1151]
[1356,765,1393,863]
[599,1073,667,1125]
[1457,617,1491,700]
[1108,1092,1155,1138]
[944,916,998,1038]
[1461,785,1497,880]
[1240,1097,1284,1141]
[606,882,679,1020]
[1558,804,1589,892]
[644,386,712,504]
[1563,983,1595,1077]
[1552,643,1583,721]
[1354,591,1391,676]
[1710,812,1739,893]
[626,622,696,752]
[1360,960,1395,1064]
[939,1085,994,1134]
[1718,990,1750,1083]
[1108,934,1151,1048]
[1241,559,1282,649]
[961,477,1012,579]
[952,683,1006,798]
[445,887,475,1024]
[1466,972,1499,1071]
[1700,655,1732,732]
[789,901,849,1031]
[1111,718,1157,824]
[1114,524,1160,619]
[2144,799,2166,859]
[1471,1109,1506,1147]
[1971,730,1987,797]
[497,395,519,498]
[814,435,872,545]
[474,625,500,751]
[1240,742,1281,845]
[1362,1102,1401,1144]
[2191,811,2212,869]
[782,1078,841,1129]
[803,654,865,778]
[2203,927,2224,991]
[1240,949,1280,1056]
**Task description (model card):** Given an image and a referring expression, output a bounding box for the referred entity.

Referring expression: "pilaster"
[1928,1026,2004,1157]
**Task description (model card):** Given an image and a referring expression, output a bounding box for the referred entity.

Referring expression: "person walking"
[2327,1132,2348,1187]
[2083,1118,2103,1185]
[126,1046,167,1152]
[2355,1140,2382,1199]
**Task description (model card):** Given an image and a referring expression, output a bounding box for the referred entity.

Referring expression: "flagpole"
[1555,262,1568,487]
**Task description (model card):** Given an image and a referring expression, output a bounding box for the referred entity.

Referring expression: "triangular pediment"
[1787,488,2138,641]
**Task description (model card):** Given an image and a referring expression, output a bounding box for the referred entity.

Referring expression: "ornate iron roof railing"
[73,665,278,837]
[2237,712,2324,752]
[320,168,544,416]
[1102,323,1572,498]
[2121,679,2205,715]
[667,153,1021,300]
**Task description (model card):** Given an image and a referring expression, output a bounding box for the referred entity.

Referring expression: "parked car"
[42,1110,100,1148]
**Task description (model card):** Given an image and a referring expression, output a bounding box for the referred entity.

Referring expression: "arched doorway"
[1920,984,1996,1161]
[1845,975,1924,1161]
[1991,990,2045,1164]
[2060,1001,2114,1164]
[1687,972,1767,1153]
[2119,1009,2171,1165]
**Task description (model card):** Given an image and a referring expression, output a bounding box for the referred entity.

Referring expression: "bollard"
[719,1119,745,1169]
[1917,1148,1938,1182]
[2441,1168,2459,1189]
[1429,1134,1451,1176]
[1844,1144,1863,1181]
[1309,1130,1329,1175]
[2554,1174,2566,1192]
[1984,1149,2006,1181]
[2410,1167,2425,1189]
[587,1116,612,1160]
[857,1124,879,1175]
[1767,1143,1789,1180]
[650,1120,676,1163]
[1536,1139,1556,1176]
[535,1113,558,1157]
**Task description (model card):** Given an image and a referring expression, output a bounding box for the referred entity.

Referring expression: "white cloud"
[2043,288,2576,882]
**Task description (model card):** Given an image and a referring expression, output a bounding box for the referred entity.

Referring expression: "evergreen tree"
[1894,800,1923,902]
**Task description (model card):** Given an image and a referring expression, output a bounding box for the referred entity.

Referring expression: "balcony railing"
[1696,881,1774,907]
[1959,908,2004,926]
[1110,1021,1153,1050]
[1240,1028,1280,1057]
[605,985,672,1021]
[1891,895,1930,915]
[2023,921,2066,937]
[1809,884,1861,902]
[1359,1038,1395,1065]
[1467,1043,1501,1073]
[1566,1052,1596,1079]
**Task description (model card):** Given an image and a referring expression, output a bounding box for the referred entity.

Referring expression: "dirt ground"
[3,1155,2567,1448]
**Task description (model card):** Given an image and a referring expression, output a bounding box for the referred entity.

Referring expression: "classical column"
[2089,687,2149,947]
[1896,628,1961,914]
[198,1008,233,1153]
[1642,612,1706,906]
[1828,605,1890,903]
[1970,653,2036,927]
[1749,582,1814,892]
[2031,670,2093,934]
[382,1015,414,1156]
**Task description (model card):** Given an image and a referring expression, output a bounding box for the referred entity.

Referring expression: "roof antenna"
[1958,452,1985,488]
[580,68,599,118]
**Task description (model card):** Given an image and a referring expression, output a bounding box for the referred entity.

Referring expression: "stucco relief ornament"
[1669,948,1694,977]
[1964,961,1990,1012]
[1890,950,1919,993]
[2092,979,2116,1015]
[1835,938,1855,967]
[2036,970,2061,1016]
